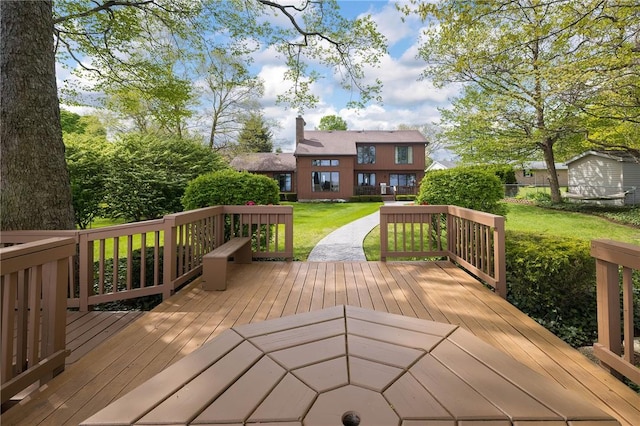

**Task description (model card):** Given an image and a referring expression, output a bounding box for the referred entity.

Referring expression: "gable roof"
[565,150,638,165]
[295,130,427,156]
[518,161,568,171]
[230,153,296,172]
[426,159,458,171]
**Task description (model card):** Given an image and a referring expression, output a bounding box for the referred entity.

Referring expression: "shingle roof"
[565,150,639,165]
[295,130,427,156]
[230,153,296,172]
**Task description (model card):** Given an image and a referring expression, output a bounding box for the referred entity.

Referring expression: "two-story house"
[294,116,428,200]
[230,116,428,201]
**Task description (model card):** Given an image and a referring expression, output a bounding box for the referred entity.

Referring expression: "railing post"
[595,258,622,374]
[285,213,294,261]
[163,218,177,299]
[78,232,92,311]
[493,216,506,299]
[41,257,69,379]
[379,209,387,261]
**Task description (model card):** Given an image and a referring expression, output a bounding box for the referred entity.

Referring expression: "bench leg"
[234,241,252,264]
[202,257,228,291]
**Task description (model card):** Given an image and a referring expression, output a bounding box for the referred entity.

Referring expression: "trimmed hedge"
[417,167,507,216]
[182,169,280,209]
[505,230,597,347]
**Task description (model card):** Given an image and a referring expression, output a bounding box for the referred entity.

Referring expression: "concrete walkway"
[307,202,406,261]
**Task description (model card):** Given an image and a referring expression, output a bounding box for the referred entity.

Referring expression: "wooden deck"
[2,261,639,426]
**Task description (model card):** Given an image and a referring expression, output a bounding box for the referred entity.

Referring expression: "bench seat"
[201,237,252,291]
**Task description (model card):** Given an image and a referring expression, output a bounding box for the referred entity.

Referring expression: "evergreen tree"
[236,113,273,153]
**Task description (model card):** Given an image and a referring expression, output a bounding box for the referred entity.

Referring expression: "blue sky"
[58,1,458,158]
[255,1,458,154]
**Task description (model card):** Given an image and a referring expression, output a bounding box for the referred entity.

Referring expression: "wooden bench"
[201,237,252,291]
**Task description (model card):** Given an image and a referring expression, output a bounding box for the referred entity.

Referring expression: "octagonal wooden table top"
[81,305,619,426]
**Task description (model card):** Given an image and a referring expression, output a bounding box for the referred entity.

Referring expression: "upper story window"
[312,159,339,166]
[357,145,376,164]
[395,146,413,164]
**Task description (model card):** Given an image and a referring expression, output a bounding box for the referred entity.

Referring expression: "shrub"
[182,169,280,209]
[395,195,417,202]
[350,195,383,202]
[505,230,597,347]
[105,133,226,221]
[417,167,507,216]
[65,134,110,229]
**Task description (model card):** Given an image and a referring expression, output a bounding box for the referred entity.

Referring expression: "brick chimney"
[295,115,306,145]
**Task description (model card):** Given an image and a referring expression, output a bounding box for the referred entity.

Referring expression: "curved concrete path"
[307,202,406,261]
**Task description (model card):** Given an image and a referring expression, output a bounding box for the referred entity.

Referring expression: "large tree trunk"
[541,139,562,204]
[1,1,75,230]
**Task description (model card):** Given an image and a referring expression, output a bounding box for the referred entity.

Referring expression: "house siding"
[566,152,640,205]
[568,155,623,196]
[297,156,355,200]
[622,162,640,204]
[515,169,568,186]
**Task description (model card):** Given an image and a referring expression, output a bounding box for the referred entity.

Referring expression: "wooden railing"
[591,239,640,385]
[0,205,293,311]
[380,205,506,297]
[1,237,76,404]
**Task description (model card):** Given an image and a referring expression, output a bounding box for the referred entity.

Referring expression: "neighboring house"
[293,116,428,200]
[229,152,296,194]
[564,150,640,205]
[514,161,568,187]
[426,159,457,171]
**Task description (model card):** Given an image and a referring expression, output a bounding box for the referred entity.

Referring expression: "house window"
[312,159,339,166]
[523,169,533,177]
[395,146,413,164]
[390,174,416,187]
[357,173,376,186]
[312,172,339,192]
[357,146,376,164]
[274,173,292,192]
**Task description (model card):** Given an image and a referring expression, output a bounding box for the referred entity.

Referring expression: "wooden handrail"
[380,205,506,297]
[591,239,640,385]
[0,205,294,311]
[1,237,76,404]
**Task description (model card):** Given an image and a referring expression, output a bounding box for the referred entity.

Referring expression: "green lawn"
[505,203,640,245]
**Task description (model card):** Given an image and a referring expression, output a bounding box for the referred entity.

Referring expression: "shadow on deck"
[2,260,638,426]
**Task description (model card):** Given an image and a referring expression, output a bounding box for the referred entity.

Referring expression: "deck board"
[2,261,639,426]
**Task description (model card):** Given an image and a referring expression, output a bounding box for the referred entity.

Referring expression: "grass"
[284,202,382,260]
[504,203,640,245]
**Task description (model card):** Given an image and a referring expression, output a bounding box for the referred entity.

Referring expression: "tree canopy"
[403,0,640,203]
[236,113,274,154]
[318,114,348,131]
[1,0,387,230]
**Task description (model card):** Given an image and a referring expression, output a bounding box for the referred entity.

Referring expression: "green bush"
[182,169,280,209]
[417,167,507,216]
[105,133,226,221]
[468,164,517,184]
[350,195,383,202]
[505,230,597,347]
[395,195,417,202]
